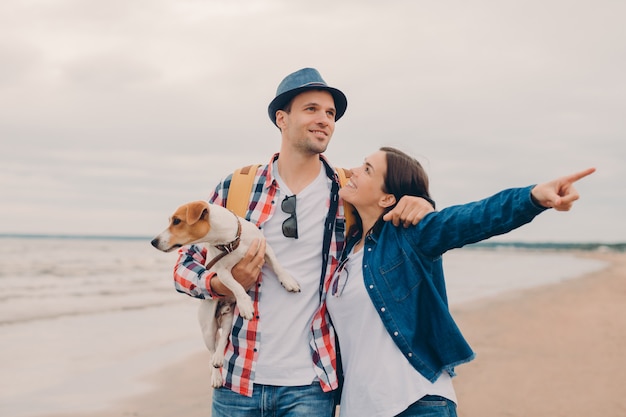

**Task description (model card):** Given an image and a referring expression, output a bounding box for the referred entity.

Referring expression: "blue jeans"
[396,395,457,417]
[212,382,336,417]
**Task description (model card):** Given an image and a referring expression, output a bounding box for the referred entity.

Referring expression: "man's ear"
[276,110,288,130]
[379,194,396,208]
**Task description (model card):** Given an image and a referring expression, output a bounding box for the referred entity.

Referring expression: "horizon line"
[0,232,624,247]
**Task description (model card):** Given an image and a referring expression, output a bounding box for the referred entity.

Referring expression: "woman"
[324,147,594,417]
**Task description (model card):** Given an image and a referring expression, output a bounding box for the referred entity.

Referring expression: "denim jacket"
[350,185,547,382]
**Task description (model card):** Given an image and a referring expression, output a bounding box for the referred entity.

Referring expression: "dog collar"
[206,210,242,270]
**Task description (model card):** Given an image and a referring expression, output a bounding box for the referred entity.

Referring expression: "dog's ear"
[186,201,209,225]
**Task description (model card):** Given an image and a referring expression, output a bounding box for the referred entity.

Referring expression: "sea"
[0,235,613,417]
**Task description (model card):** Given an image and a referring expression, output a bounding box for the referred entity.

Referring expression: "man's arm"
[382,196,435,227]
[173,245,221,299]
[209,238,266,297]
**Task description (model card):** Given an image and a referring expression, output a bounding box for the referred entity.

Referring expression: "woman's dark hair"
[381,146,435,211]
[357,147,435,238]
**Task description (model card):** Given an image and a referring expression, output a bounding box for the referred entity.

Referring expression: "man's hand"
[382,196,435,227]
[531,168,596,211]
[210,238,266,296]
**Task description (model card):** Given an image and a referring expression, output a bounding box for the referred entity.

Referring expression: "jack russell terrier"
[151,200,300,387]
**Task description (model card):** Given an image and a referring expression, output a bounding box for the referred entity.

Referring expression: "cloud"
[1,0,624,241]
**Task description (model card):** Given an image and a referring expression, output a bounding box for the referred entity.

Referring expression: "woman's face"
[339,150,395,213]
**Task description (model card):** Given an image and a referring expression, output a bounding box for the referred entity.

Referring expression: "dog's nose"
[150,238,159,248]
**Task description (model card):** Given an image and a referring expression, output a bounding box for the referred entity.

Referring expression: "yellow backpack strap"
[336,168,356,233]
[226,164,261,218]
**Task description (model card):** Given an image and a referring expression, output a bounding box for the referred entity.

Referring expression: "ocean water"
[0,237,202,417]
[0,237,609,417]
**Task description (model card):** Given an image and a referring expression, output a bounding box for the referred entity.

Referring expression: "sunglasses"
[331,256,350,297]
[281,195,298,239]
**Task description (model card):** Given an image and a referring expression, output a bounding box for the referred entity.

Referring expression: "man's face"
[277,90,336,155]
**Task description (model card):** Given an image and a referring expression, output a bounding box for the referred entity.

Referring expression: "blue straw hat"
[268,68,347,126]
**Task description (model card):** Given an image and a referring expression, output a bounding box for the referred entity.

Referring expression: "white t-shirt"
[326,247,457,417]
[254,164,330,386]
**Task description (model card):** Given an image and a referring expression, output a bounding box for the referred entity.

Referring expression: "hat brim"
[268,86,347,127]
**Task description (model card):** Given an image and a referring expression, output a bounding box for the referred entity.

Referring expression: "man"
[173,68,432,417]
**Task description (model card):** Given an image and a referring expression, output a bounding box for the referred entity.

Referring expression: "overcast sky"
[1,0,624,243]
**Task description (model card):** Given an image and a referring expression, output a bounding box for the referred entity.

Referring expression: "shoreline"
[39,251,626,417]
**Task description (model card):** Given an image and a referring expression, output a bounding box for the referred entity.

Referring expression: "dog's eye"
[172,218,181,226]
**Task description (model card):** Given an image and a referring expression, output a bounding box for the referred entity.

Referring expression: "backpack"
[225,164,356,233]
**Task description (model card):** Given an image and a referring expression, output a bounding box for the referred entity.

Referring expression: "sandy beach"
[453,251,626,416]
[41,251,626,417]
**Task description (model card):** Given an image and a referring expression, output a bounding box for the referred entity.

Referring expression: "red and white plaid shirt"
[173,154,348,396]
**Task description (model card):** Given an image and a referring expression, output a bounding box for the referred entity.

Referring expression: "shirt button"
[369,285,374,289]
[380,307,385,312]
[394,331,398,336]
[407,352,413,357]
[367,247,371,252]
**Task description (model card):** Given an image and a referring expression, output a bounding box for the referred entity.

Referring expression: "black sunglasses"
[281,195,298,239]
[331,256,350,297]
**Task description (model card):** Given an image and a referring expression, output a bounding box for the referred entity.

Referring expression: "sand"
[453,251,626,416]
[43,251,626,417]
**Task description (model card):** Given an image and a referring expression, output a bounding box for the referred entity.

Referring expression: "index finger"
[564,167,596,184]
[382,210,401,226]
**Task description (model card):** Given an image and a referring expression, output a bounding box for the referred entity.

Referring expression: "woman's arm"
[408,167,595,258]
[530,168,595,210]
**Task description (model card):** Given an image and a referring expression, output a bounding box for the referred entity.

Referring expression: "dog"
[151,200,300,387]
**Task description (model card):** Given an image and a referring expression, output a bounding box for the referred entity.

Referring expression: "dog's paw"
[211,352,225,369]
[211,369,224,388]
[280,276,301,293]
[237,298,255,320]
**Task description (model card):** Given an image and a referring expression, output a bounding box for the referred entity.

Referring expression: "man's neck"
[276,151,322,195]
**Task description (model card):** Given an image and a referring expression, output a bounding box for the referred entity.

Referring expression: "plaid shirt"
[173,153,348,396]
